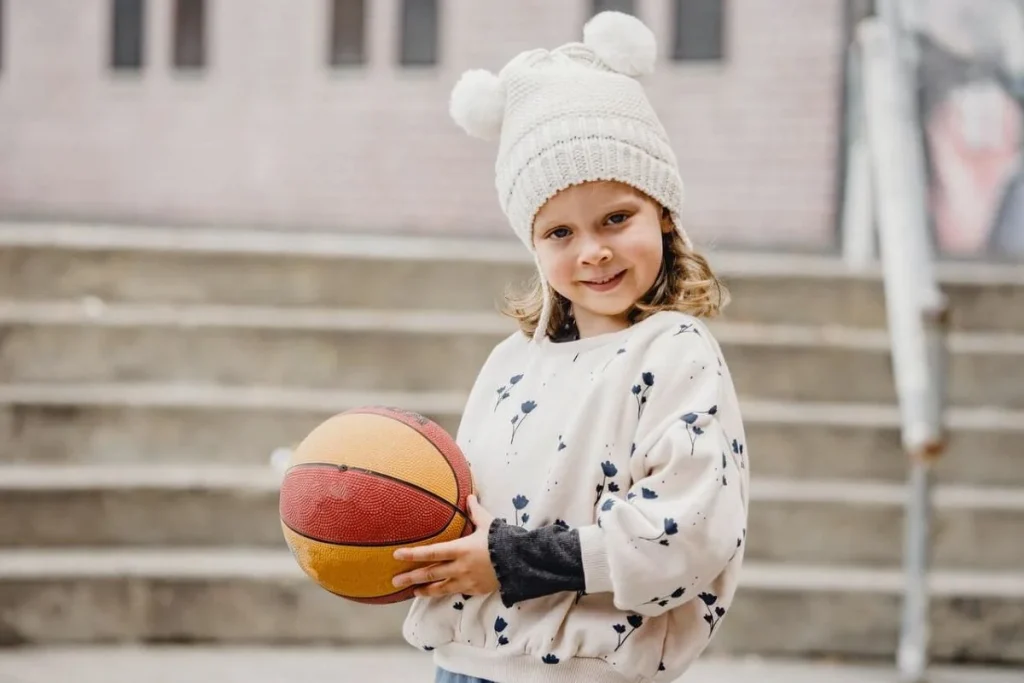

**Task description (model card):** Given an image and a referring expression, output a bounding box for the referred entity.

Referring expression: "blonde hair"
[501,226,730,340]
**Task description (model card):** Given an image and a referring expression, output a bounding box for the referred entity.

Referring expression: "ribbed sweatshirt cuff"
[577,524,613,595]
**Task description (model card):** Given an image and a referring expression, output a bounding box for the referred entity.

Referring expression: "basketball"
[278,406,474,604]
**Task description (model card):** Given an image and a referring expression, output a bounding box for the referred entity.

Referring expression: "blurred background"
[0,0,1022,681]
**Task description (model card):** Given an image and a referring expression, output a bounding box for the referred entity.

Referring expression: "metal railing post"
[841,41,878,270]
[858,13,950,683]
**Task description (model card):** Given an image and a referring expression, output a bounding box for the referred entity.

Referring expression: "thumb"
[467,494,490,527]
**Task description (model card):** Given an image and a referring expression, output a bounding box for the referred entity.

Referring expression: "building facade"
[0,0,846,249]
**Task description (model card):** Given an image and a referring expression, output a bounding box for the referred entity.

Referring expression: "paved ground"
[0,647,1022,683]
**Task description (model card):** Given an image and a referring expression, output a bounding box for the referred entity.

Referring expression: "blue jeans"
[434,667,495,683]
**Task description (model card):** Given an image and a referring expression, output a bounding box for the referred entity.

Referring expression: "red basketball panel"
[346,585,417,605]
[280,464,455,545]
[347,406,474,513]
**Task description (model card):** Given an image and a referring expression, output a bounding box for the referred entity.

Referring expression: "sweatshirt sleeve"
[575,325,748,617]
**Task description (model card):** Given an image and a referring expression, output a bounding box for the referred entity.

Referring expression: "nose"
[578,233,612,265]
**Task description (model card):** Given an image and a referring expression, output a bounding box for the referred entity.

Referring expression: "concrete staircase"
[1,223,1023,662]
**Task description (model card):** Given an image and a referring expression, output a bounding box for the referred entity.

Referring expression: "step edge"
[751,478,1024,509]
[4,301,1024,354]
[4,222,1024,286]
[0,463,284,491]
[0,222,532,265]
[1,551,1021,596]
[0,383,470,414]
[0,302,516,336]
[4,466,1023,510]
[1,387,1020,432]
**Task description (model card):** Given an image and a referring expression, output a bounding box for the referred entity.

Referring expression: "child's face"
[532,181,670,338]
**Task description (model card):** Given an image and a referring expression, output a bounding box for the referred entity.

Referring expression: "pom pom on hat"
[583,11,657,77]
[449,68,507,141]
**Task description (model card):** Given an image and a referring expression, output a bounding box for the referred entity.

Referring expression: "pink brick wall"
[0,0,845,249]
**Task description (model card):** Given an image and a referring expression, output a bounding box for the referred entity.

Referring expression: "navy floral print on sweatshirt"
[681,405,717,456]
[494,374,524,411]
[510,400,537,444]
[612,614,644,651]
[631,372,655,419]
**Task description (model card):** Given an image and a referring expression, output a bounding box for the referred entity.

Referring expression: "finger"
[467,495,491,527]
[414,579,457,599]
[393,540,461,563]
[392,562,454,589]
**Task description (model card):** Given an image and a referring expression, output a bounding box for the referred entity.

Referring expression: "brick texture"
[0,0,845,249]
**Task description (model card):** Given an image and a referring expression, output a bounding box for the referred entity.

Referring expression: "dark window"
[592,0,636,17]
[173,0,205,69]
[672,0,725,62]
[399,0,438,66]
[329,0,366,66]
[111,0,145,69]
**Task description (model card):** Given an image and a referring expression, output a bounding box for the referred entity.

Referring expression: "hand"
[392,494,500,598]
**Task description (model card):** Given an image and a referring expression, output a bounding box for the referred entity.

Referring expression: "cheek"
[624,233,665,285]
[535,248,575,290]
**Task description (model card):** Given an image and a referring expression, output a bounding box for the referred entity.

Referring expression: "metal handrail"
[853,6,951,682]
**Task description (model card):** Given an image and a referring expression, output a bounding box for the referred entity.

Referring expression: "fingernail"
[392,577,404,588]
[393,550,405,560]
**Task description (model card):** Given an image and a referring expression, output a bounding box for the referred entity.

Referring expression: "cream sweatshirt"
[402,311,750,683]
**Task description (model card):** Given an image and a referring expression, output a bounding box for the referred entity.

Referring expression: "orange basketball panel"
[348,406,473,510]
[289,412,459,506]
[282,512,469,600]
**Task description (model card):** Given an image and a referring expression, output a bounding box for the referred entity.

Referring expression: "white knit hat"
[449,11,689,341]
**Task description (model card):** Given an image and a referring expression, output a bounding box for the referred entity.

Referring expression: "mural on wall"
[906,0,1024,257]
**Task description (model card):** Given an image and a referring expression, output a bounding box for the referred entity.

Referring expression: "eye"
[548,227,572,240]
[606,212,631,226]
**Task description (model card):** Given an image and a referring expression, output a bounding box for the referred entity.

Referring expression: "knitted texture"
[495,55,685,245]
[449,11,690,340]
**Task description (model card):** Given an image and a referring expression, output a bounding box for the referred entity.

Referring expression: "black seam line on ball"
[288,462,463,514]
[343,407,464,507]
[281,516,461,548]
[283,462,468,546]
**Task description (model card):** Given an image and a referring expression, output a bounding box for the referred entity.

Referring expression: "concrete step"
[741,401,1024,487]
[4,465,1024,571]
[0,387,465,465]
[747,479,1024,570]
[5,303,1024,406]
[3,222,1024,331]
[2,649,1022,683]
[0,549,1020,663]
[2,385,1023,486]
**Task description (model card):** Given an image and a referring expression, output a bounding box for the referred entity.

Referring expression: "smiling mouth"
[581,270,626,290]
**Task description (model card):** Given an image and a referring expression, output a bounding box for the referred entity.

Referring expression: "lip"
[580,270,626,292]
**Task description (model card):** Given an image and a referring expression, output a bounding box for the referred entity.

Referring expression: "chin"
[577,299,634,319]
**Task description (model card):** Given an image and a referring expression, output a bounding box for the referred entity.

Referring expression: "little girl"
[391,11,749,683]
